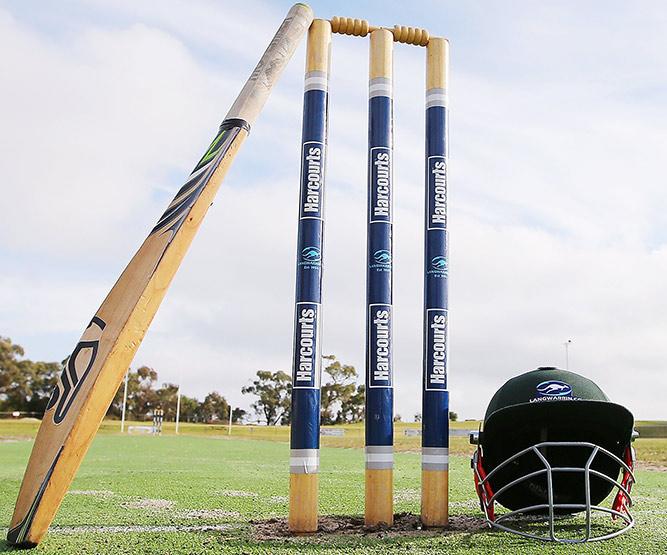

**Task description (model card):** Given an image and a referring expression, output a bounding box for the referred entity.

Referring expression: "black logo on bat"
[46,316,106,424]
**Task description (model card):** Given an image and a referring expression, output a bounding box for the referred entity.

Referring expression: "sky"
[1,0,666,421]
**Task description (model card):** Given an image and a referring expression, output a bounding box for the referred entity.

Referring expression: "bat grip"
[224,3,314,128]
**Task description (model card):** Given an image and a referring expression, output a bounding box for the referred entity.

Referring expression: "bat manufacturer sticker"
[6,447,64,545]
[46,317,106,424]
[151,123,243,236]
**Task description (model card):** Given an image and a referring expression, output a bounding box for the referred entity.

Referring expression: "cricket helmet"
[470,367,636,543]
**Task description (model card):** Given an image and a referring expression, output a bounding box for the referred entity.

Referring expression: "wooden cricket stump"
[420,35,450,528]
[364,26,396,528]
[287,17,331,534]
[421,469,449,527]
[289,473,319,533]
[365,468,394,526]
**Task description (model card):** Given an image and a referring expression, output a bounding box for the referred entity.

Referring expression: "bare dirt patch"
[121,498,175,510]
[177,509,241,519]
[0,436,31,443]
[69,490,115,498]
[251,513,486,540]
[637,462,667,472]
[394,489,420,503]
[216,489,258,498]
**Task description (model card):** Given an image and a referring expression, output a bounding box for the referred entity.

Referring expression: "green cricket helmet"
[470,367,637,543]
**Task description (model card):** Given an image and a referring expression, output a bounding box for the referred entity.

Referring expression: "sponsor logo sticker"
[300,141,325,219]
[369,147,392,223]
[370,249,391,272]
[301,246,321,262]
[428,255,448,278]
[427,156,447,230]
[368,304,392,388]
[298,246,321,270]
[536,380,573,397]
[292,303,321,389]
[424,309,447,390]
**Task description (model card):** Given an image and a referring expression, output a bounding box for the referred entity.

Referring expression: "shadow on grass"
[0,539,25,552]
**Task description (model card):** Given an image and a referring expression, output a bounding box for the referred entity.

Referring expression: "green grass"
[0,421,666,553]
[5,418,663,462]
[635,421,667,439]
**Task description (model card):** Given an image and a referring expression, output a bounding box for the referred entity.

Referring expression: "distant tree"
[242,370,291,425]
[232,407,247,424]
[133,366,159,418]
[449,411,458,422]
[177,395,201,423]
[1,339,244,425]
[24,360,60,414]
[393,414,402,422]
[108,372,233,424]
[0,336,59,414]
[414,413,422,423]
[0,336,23,395]
[339,384,365,423]
[156,383,180,420]
[108,366,159,420]
[320,355,361,425]
[200,391,230,423]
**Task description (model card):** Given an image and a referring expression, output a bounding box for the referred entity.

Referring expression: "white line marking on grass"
[49,524,239,535]
[0,437,32,443]
[177,509,241,519]
[449,500,482,509]
[69,490,115,498]
[394,489,420,502]
[216,490,258,498]
[635,509,667,515]
[121,498,175,510]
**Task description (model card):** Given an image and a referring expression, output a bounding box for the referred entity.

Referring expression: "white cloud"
[0,9,235,260]
[2,1,666,422]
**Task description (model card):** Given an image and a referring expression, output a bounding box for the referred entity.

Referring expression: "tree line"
[0,336,60,415]
[0,336,242,423]
[107,366,245,423]
[240,355,366,425]
[1,335,456,424]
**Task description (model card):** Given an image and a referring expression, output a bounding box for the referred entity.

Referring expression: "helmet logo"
[536,380,572,397]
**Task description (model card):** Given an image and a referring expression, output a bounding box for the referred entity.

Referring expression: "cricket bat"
[7,3,313,546]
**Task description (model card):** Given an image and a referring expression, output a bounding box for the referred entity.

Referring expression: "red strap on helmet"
[474,449,496,522]
[611,446,635,520]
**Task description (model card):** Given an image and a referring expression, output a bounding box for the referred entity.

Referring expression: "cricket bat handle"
[226,3,313,127]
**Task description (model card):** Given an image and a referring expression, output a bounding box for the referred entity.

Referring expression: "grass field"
[1,421,666,554]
